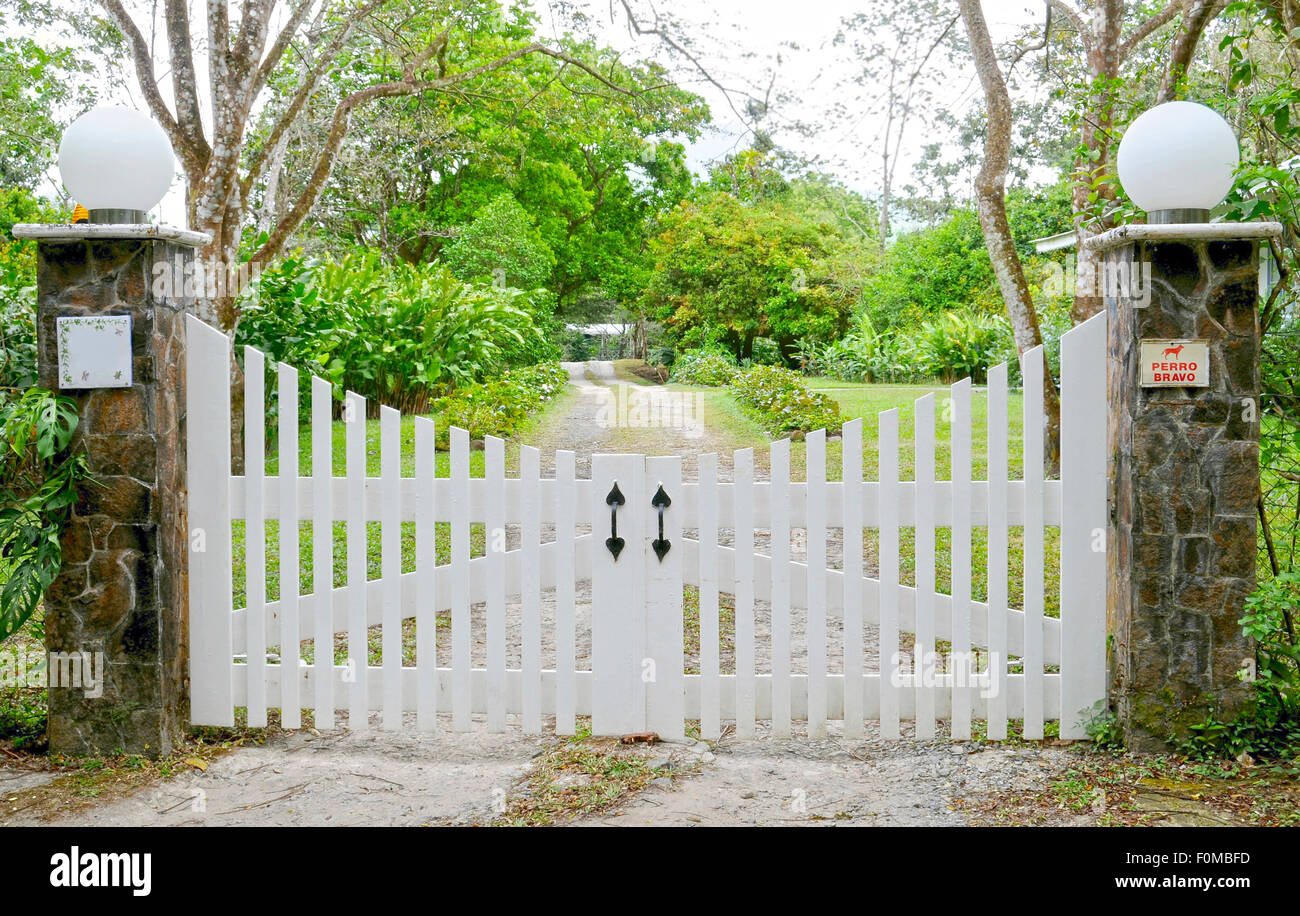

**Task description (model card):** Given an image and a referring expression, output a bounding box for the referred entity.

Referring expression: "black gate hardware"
[651,484,671,561]
[605,482,626,560]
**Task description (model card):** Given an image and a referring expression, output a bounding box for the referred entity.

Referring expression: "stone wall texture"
[1105,238,1258,751]
[36,239,193,757]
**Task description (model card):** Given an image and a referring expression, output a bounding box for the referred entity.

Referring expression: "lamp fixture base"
[88,208,148,224]
[1146,208,1210,225]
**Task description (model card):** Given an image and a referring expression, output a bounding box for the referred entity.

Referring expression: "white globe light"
[58,107,175,217]
[1116,101,1239,219]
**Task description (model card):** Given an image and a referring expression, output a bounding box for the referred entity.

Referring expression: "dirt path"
[5,363,1093,827]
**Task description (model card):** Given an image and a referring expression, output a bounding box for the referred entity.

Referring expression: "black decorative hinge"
[605,482,626,560]
[651,484,671,561]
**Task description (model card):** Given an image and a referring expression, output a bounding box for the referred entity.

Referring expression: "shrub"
[669,348,737,386]
[915,308,1012,384]
[237,252,547,416]
[728,364,841,434]
[433,361,569,445]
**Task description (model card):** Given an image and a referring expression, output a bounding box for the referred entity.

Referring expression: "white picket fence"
[186,311,1107,740]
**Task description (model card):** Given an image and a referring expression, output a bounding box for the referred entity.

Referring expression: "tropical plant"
[236,252,546,415]
[0,388,86,644]
[915,308,1012,384]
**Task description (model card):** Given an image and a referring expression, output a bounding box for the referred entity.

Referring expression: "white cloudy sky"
[532,0,1049,190]
[36,0,1052,224]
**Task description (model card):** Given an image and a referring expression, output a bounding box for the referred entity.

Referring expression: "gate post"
[1090,222,1281,751]
[16,222,207,757]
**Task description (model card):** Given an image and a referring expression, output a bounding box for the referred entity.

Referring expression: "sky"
[34,0,1055,226]
[532,0,1051,194]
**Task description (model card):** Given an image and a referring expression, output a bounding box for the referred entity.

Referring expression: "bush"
[728,364,841,434]
[915,308,1012,384]
[669,348,737,386]
[236,252,547,416]
[433,361,569,445]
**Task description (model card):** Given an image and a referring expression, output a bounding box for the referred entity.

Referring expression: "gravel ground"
[4,364,1080,827]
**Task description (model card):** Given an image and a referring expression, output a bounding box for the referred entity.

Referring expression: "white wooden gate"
[186,311,1107,741]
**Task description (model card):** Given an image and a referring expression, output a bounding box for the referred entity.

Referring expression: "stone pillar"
[17,224,207,757]
[1092,222,1280,751]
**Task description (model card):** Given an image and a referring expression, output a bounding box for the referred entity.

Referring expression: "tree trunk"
[959,0,1062,475]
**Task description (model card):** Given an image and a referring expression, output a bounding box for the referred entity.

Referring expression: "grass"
[491,721,675,826]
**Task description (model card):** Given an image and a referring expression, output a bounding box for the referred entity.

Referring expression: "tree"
[1043,0,1225,321]
[645,155,870,361]
[442,193,553,289]
[832,0,962,243]
[958,0,1062,473]
[46,0,656,328]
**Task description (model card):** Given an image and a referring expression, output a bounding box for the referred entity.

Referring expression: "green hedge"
[433,362,569,446]
[669,349,737,386]
[728,365,841,435]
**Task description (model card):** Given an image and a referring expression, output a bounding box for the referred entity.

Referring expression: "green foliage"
[727,364,841,435]
[668,348,737,386]
[645,155,872,359]
[0,283,37,390]
[442,193,555,290]
[1179,573,1300,761]
[0,18,93,188]
[0,388,86,644]
[859,183,1072,335]
[432,361,568,445]
[236,251,546,415]
[915,309,1013,384]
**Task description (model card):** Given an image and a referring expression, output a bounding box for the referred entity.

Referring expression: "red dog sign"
[1140,339,1209,387]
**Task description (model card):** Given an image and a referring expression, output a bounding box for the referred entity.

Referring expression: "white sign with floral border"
[57,315,133,389]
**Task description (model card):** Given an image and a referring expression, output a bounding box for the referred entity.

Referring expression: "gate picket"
[986,364,1010,740]
[699,452,721,740]
[1022,349,1047,739]
[486,437,507,732]
[381,406,402,730]
[415,416,437,731]
[841,418,864,738]
[554,450,577,735]
[733,448,757,738]
[245,348,268,728]
[312,376,335,728]
[276,360,299,730]
[645,456,684,740]
[770,438,792,738]
[951,379,973,741]
[345,391,368,729]
[450,427,472,731]
[806,429,828,738]
[520,445,542,734]
[1059,313,1108,738]
[879,409,901,739]
[914,393,937,738]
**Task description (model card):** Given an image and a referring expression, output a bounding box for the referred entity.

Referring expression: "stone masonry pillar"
[1090,222,1281,751]
[16,223,207,757]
